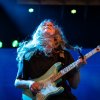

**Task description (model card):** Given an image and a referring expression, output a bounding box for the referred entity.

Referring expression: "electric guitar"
[22,45,100,100]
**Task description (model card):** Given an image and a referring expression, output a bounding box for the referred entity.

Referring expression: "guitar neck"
[50,48,99,82]
[84,48,97,60]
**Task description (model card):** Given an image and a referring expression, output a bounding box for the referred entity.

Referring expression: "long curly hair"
[16,19,67,61]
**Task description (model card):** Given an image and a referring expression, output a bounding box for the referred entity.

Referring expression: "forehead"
[43,21,54,26]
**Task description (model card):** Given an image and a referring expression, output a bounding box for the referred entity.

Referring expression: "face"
[42,21,55,36]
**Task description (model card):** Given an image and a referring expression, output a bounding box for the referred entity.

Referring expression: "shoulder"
[24,47,38,60]
[25,48,44,61]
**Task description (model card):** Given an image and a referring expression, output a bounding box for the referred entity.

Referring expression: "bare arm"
[14,60,42,92]
[14,79,43,93]
[14,79,35,89]
[68,58,86,89]
[14,60,35,89]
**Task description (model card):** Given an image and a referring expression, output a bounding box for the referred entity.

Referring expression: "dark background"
[0,0,100,48]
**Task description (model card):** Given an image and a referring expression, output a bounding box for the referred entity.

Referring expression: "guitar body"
[22,62,64,100]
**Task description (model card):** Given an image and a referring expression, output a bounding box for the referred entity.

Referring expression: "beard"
[43,36,62,54]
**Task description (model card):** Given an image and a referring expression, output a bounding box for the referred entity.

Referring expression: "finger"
[30,85,39,92]
[30,87,40,93]
[30,86,35,92]
[84,60,87,64]
[33,86,40,91]
[39,82,44,89]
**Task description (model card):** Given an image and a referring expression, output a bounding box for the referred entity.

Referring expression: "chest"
[28,53,66,79]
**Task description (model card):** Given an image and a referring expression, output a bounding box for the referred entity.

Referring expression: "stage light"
[12,40,19,47]
[71,9,77,14]
[28,8,34,13]
[0,41,3,48]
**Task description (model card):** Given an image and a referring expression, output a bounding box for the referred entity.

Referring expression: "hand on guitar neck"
[76,56,87,71]
[80,57,87,64]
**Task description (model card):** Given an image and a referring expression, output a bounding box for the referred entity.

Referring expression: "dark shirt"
[17,49,77,100]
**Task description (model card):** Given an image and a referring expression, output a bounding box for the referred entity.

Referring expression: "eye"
[48,24,54,27]
[49,25,53,26]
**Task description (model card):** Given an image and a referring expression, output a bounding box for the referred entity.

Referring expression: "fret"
[85,49,97,59]
[60,59,79,76]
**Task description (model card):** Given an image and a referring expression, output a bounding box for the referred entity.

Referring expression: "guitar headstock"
[96,45,100,52]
